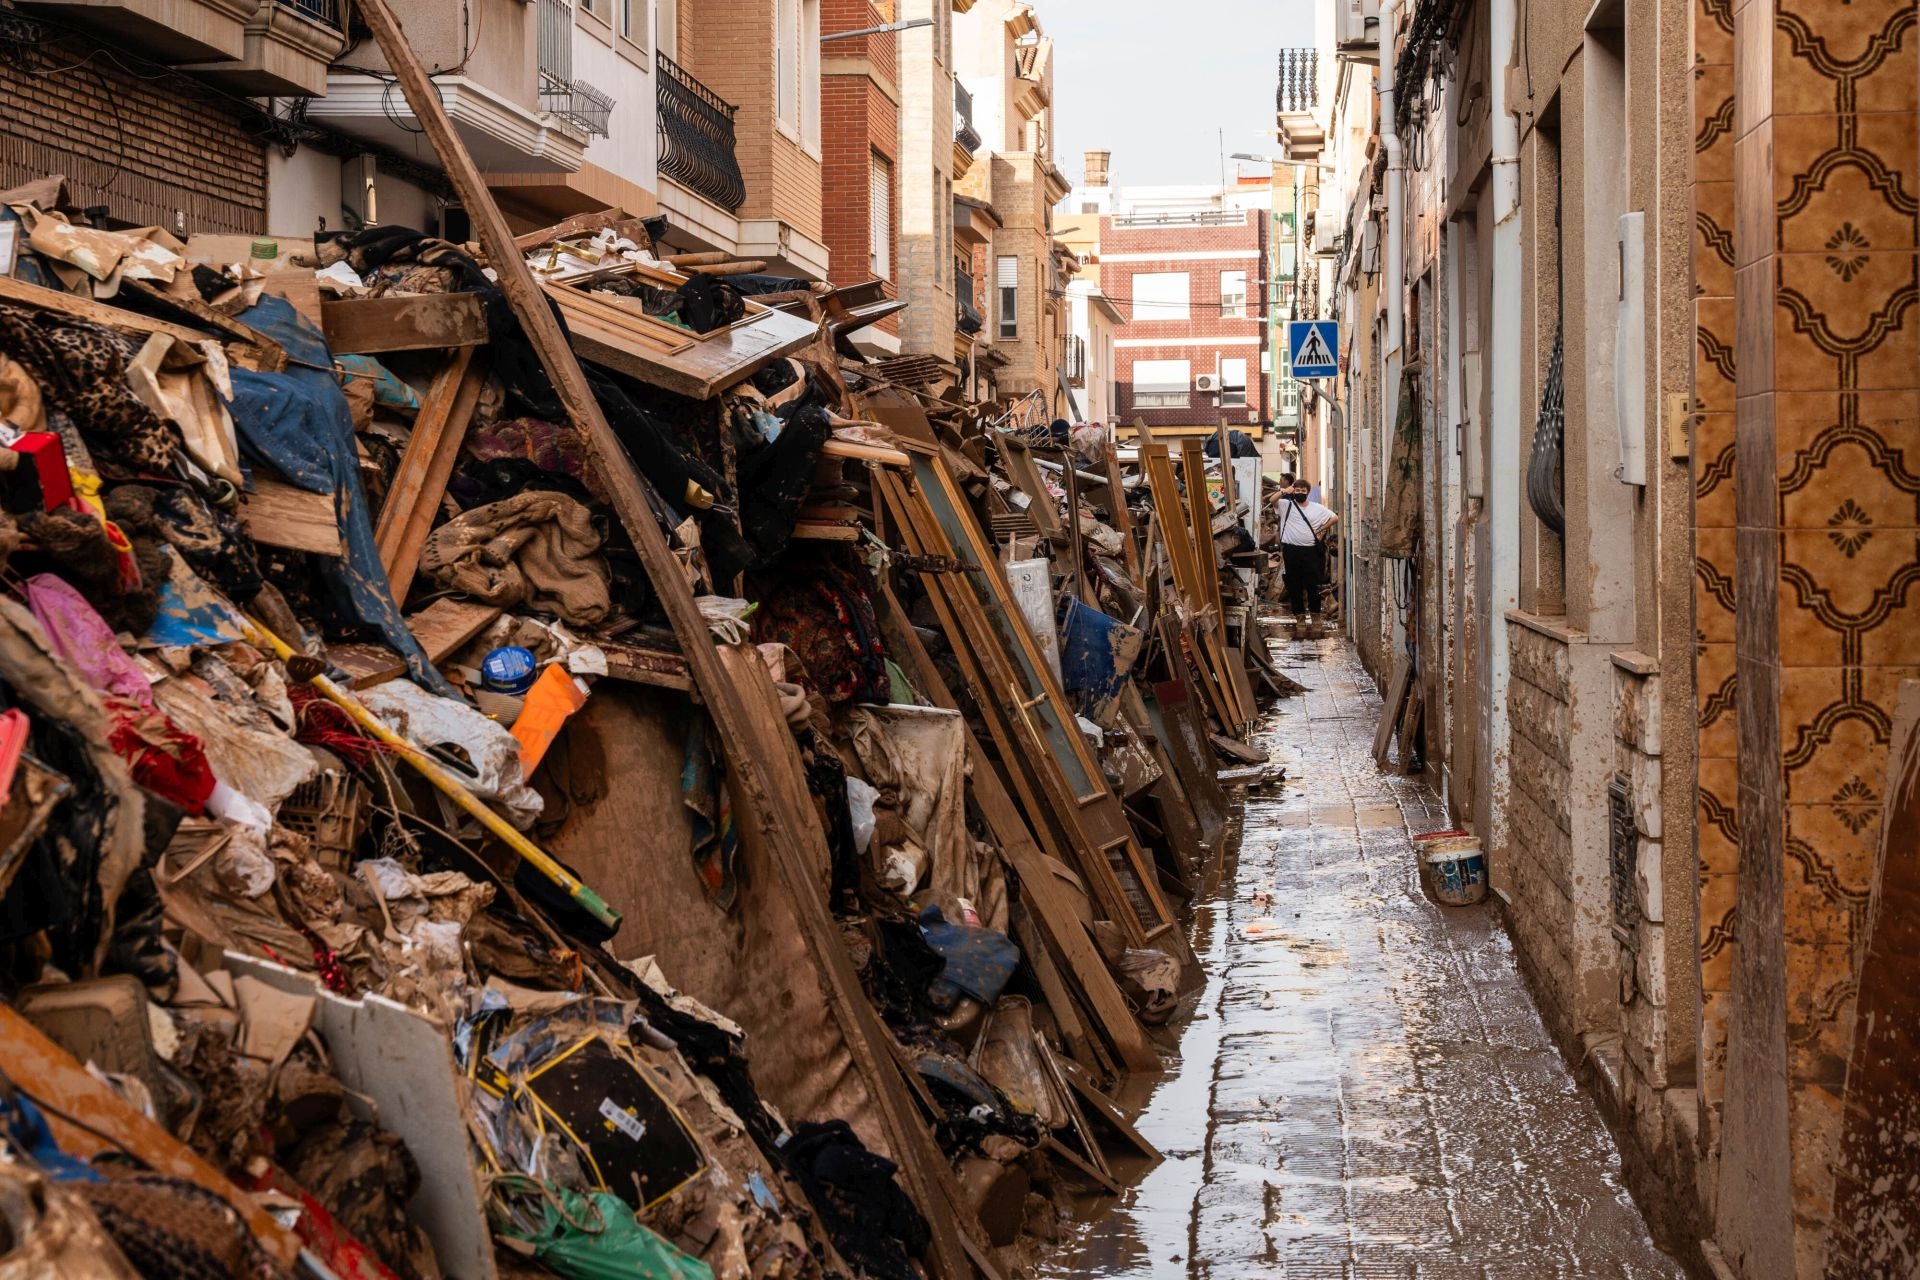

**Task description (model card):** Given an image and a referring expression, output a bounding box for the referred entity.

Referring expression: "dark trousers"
[1282,542,1324,619]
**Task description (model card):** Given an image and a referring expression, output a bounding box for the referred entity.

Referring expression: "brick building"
[1083,187,1271,443]
[818,0,901,350]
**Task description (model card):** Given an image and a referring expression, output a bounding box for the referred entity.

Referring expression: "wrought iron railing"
[955,267,980,333]
[657,53,746,212]
[278,0,341,27]
[1064,334,1087,385]
[1277,48,1319,114]
[954,82,981,156]
[538,0,573,90]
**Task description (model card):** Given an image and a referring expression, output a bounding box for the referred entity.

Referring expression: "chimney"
[1084,150,1110,188]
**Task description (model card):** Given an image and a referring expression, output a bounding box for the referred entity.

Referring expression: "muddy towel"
[420,491,611,626]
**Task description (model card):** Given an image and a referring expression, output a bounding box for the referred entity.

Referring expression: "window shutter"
[870,155,892,278]
[996,256,1019,288]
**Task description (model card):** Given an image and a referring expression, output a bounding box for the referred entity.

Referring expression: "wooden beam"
[321,292,489,354]
[238,475,343,556]
[873,583,1160,1073]
[373,346,483,604]
[348,5,971,1275]
[0,273,216,346]
[514,206,649,253]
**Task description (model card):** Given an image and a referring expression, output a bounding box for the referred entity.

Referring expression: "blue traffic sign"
[1287,320,1339,378]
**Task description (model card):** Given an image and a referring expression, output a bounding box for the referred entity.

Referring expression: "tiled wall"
[1704,0,1919,1269]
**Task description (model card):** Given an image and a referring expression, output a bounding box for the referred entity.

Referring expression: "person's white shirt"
[1277,498,1336,546]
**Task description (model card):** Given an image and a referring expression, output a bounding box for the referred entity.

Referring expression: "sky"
[1039,0,1320,190]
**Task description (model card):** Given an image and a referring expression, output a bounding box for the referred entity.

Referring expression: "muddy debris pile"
[0,116,1290,1280]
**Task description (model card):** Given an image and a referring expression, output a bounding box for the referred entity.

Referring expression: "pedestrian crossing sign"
[1287,320,1339,379]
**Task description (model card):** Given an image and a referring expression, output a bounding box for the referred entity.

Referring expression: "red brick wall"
[1104,209,1269,427]
[821,0,899,325]
[0,32,265,235]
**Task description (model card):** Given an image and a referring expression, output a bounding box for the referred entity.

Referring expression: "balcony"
[1275,47,1326,161]
[954,83,982,157]
[20,0,256,62]
[1064,334,1087,387]
[657,53,747,214]
[165,0,346,94]
[956,268,982,335]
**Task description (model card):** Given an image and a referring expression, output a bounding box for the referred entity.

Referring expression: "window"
[1220,357,1248,407]
[802,0,820,147]
[1220,270,1247,318]
[777,0,798,130]
[997,256,1019,338]
[1132,358,1190,408]
[870,153,893,279]
[1131,271,1188,321]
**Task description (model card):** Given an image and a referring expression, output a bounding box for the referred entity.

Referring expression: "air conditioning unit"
[1335,0,1380,60]
[1194,373,1220,393]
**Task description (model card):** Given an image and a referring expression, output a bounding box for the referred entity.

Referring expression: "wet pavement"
[1040,633,1686,1280]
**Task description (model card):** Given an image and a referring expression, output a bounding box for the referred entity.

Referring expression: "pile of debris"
[0,15,1290,1280]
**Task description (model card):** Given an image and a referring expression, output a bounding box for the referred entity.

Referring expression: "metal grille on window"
[997,256,1018,337]
[1608,773,1639,936]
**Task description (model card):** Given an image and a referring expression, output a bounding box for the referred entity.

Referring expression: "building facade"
[1064,161,1272,446]
[819,0,901,351]
[1303,0,1920,1270]
[953,0,1068,416]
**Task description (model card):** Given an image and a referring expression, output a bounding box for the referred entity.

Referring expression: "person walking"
[1276,484,1338,625]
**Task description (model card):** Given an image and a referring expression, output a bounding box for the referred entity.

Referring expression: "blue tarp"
[226,296,455,696]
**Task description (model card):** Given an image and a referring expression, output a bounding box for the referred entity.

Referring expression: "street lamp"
[821,17,933,40]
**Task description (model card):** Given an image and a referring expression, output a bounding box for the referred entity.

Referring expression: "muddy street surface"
[1040,633,1686,1280]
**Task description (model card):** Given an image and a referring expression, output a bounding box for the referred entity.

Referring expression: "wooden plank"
[1141,446,1237,731]
[1374,652,1415,769]
[238,475,342,556]
[544,280,819,401]
[350,7,972,1273]
[326,642,406,689]
[0,272,216,345]
[1059,1058,1163,1166]
[373,347,483,604]
[599,640,694,691]
[405,598,503,665]
[1103,446,1144,589]
[879,459,1186,963]
[514,206,647,252]
[0,1006,304,1270]
[874,586,1159,1073]
[118,279,286,372]
[320,292,488,354]
[1181,440,1255,729]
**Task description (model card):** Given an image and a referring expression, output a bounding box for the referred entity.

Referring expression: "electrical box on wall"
[1614,211,1647,486]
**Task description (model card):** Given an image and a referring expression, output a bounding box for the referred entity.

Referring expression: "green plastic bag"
[493,1176,714,1280]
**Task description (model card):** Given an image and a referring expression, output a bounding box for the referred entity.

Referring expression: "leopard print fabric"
[0,304,177,474]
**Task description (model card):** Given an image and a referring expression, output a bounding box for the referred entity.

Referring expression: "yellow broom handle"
[238,615,620,930]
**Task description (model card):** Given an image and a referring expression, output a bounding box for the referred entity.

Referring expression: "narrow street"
[1043,634,1686,1280]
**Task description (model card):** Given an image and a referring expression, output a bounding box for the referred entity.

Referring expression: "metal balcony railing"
[956,267,981,334]
[1277,48,1319,114]
[278,0,341,27]
[538,0,573,89]
[1063,334,1087,386]
[954,82,981,156]
[657,53,746,213]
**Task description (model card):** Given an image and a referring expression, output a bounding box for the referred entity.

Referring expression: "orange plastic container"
[509,664,589,775]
